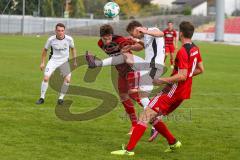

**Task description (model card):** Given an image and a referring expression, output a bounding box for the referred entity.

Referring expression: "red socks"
[129,92,143,107]
[126,122,147,151]
[153,119,176,145]
[170,58,174,65]
[122,99,138,126]
[125,119,176,151]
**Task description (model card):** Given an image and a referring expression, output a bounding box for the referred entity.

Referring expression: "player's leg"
[170,52,174,69]
[149,95,183,152]
[147,68,166,142]
[36,60,56,104]
[58,61,72,105]
[86,51,148,72]
[127,71,160,142]
[170,45,175,69]
[125,107,158,151]
[118,76,138,134]
[111,107,158,155]
[164,46,170,63]
[57,74,71,105]
[137,69,153,110]
[86,51,126,68]
[126,71,142,107]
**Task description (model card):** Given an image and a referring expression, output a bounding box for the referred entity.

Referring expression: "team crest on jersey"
[103,41,120,54]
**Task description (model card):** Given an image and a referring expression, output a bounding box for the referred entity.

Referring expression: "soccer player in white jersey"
[36,23,77,105]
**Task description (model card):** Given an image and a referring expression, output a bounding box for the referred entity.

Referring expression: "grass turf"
[0,35,239,160]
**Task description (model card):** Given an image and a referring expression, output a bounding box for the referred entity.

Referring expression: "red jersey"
[163,43,202,99]
[163,29,177,46]
[98,35,133,77]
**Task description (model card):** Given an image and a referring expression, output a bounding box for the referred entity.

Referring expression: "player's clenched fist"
[136,27,148,34]
[121,45,132,53]
[40,63,45,71]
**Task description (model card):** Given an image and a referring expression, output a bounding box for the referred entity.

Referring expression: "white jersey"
[44,35,74,62]
[143,27,165,68]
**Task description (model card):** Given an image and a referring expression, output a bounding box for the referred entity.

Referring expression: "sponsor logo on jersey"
[191,51,199,56]
[165,34,173,38]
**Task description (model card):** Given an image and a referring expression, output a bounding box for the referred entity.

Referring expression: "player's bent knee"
[128,89,138,95]
[139,107,157,124]
[119,93,130,101]
[64,75,71,83]
[64,78,71,83]
[43,76,50,82]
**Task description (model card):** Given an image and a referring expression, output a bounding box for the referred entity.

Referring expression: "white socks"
[140,97,150,110]
[99,54,125,66]
[40,81,49,99]
[59,82,70,100]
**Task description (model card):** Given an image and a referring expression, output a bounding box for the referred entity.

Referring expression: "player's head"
[126,20,143,39]
[167,21,174,30]
[100,24,114,45]
[55,23,65,40]
[179,21,194,41]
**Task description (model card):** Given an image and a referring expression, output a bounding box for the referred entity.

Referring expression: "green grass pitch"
[0,35,239,160]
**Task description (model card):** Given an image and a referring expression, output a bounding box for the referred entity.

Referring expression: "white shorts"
[131,55,164,93]
[139,67,164,93]
[44,60,71,78]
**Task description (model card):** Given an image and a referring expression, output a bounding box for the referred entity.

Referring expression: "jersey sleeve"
[177,49,189,69]
[115,36,127,44]
[69,37,75,48]
[197,49,202,63]
[173,30,177,38]
[149,27,160,32]
[98,40,103,48]
[44,38,51,50]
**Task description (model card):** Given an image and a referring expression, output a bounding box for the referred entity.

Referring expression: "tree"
[15,0,39,15]
[41,0,55,17]
[53,0,64,17]
[83,0,108,18]
[0,0,15,14]
[68,0,85,18]
[0,0,38,15]
[134,0,152,7]
[115,0,140,17]
[183,5,192,15]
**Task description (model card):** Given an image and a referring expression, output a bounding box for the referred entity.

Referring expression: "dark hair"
[168,20,173,24]
[55,23,65,30]
[100,24,114,37]
[126,20,142,32]
[179,21,194,38]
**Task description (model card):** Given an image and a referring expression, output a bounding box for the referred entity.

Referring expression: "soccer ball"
[104,2,120,18]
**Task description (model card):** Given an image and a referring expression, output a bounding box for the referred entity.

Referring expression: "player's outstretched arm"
[136,27,164,37]
[40,48,47,71]
[121,43,144,53]
[153,69,188,85]
[174,35,178,50]
[71,47,77,66]
[193,62,204,77]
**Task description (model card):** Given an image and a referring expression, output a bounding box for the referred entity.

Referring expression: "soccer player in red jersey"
[111,21,204,155]
[164,21,178,69]
[89,24,142,134]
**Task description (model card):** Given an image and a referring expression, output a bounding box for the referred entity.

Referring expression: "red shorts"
[118,71,140,94]
[165,45,175,54]
[148,93,184,115]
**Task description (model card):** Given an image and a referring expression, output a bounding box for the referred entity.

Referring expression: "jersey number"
[189,57,197,77]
